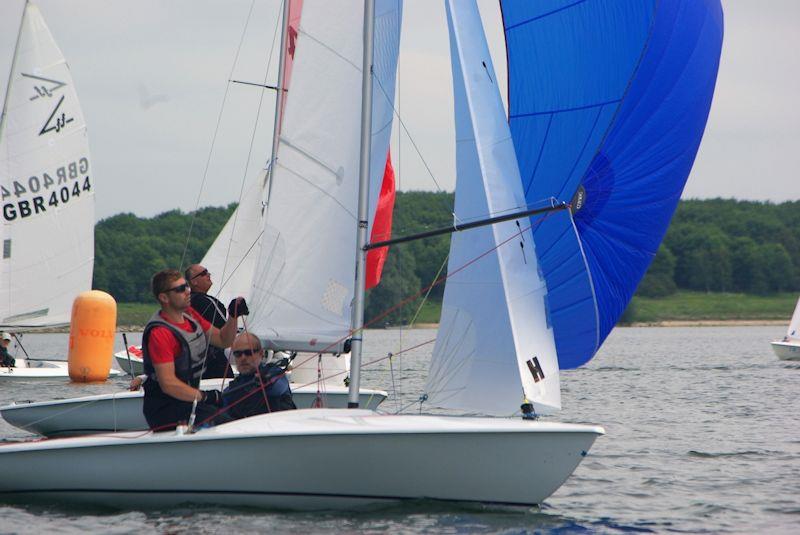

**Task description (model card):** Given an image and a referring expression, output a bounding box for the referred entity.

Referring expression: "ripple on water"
[1,327,799,533]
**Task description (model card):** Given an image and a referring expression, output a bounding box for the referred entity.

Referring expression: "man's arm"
[207,297,247,348]
[208,314,236,349]
[152,361,204,402]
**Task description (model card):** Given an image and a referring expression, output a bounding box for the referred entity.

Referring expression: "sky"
[1,0,798,221]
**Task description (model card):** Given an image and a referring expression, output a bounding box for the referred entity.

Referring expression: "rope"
[218,1,284,285]
[179,0,259,270]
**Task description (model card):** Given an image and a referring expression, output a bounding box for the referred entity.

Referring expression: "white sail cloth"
[786,297,800,340]
[246,0,401,352]
[424,0,561,415]
[0,3,94,327]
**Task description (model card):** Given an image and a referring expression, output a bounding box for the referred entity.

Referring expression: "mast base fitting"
[347,402,359,409]
[520,402,537,420]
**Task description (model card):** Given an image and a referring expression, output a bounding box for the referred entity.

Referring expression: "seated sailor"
[222,332,297,420]
[1,333,15,368]
[142,268,247,431]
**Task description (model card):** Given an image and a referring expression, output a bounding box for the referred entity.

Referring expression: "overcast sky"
[2,0,798,220]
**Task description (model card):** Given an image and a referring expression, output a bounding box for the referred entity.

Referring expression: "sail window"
[3,239,10,259]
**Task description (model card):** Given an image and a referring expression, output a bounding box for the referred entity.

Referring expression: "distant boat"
[0,1,116,380]
[771,297,800,360]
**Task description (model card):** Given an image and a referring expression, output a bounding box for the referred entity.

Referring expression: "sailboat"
[0,1,119,380]
[771,297,800,360]
[0,0,722,509]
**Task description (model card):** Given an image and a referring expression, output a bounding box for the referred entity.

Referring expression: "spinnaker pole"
[348,0,376,408]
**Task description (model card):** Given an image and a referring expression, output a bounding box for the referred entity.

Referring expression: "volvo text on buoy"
[68,290,117,382]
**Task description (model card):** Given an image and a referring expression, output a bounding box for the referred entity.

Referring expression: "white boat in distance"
[771,297,800,360]
[1,358,122,380]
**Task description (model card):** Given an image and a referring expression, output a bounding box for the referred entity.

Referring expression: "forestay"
[424,0,560,416]
[0,2,94,327]
[247,0,401,352]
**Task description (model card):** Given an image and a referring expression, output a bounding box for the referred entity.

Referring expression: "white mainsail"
[0,2,94,328]
[246,0,401,352]
[201,169,266,306]
[424,0,561,416]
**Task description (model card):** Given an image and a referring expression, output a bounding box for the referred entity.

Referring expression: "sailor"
[0,333,15,368]
[142,269,248,431]
[184,263,231,378]
[222,332,296,420]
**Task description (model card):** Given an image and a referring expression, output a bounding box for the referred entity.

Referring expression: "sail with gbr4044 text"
[0,0,94,329]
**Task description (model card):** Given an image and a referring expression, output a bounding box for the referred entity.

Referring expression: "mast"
[348,0,376,408]
[263,0,291,205]
[0,0,28,143]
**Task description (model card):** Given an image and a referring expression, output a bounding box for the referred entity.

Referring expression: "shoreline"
[13,319,788,334]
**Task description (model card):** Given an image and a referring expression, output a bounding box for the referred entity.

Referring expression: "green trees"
[93,196,800,325]
[93,204,235,302]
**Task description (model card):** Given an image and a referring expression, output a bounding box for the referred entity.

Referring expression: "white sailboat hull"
[771,340,800,361]
[114,350,144,375]
[0,379,387,437]
[0,409,603,509]
[0,360,122,380]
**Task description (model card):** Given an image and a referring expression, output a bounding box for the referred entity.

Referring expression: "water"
[1,326,798,533]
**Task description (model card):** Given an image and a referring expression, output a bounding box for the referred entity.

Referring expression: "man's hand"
[228,297,250,318]
[202,389,224,407]
[129,375,145,391]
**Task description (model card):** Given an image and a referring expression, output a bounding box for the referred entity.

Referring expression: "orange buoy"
[68,290,117,382]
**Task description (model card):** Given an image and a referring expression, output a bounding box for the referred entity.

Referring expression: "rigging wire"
[178,0,257,271]
[217,0,285,287]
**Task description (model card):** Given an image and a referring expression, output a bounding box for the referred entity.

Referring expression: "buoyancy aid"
[142,311,209,399]
[222,363,296,419]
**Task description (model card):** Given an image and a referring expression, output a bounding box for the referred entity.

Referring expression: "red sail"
[365,152,396,289]
[277,0,304,131]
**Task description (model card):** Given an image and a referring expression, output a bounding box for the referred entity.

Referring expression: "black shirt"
[189,292,231,379]
[0,345,14,367]
[222,363,296,420]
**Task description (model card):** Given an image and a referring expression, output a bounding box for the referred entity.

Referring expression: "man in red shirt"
[142,268,247,431]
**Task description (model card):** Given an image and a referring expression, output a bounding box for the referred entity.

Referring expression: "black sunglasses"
[164,283,190,294]
[232,348,260,358]
[191,269,209,280]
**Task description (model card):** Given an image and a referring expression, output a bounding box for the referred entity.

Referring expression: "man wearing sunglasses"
[141,269,249,431]
[221,332,296,420]
[184,264,231,379]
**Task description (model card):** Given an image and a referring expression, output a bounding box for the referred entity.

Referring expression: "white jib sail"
[247,0,400,351]
[424,0,561,415]
[0,3,94,328]
[200,169,266,306]
[787,296,800,340]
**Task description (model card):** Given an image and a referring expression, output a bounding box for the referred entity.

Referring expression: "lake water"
[0,325,798,533]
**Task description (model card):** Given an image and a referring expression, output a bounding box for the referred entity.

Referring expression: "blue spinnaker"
[501,0,724,368]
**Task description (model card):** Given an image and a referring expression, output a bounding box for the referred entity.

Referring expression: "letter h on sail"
[526,357,545,383]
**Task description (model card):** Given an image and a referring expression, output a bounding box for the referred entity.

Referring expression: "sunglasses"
[164,283,190,294]
[191,269,209,280]
[232,348,260,358]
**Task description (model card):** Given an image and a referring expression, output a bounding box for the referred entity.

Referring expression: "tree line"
[94,195,800,323]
